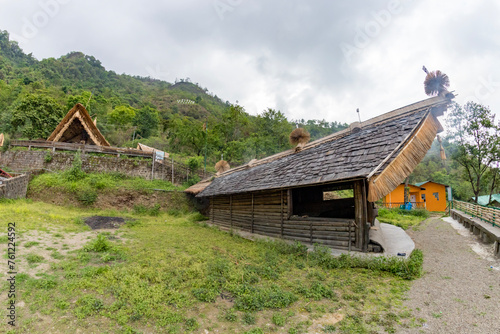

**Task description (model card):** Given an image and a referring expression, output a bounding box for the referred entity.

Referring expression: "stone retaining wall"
[0,173,29,199]
[0,150,206,185]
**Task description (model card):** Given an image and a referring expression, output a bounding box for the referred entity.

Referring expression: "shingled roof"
[193,95,453,201]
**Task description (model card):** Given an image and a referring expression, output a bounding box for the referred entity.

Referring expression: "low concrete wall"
[451,209,500,258]
[0,150,207,185]
[0,173,29,199]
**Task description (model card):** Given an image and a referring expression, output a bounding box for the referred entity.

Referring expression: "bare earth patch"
[84,216,126,230]
[3,227,125,278]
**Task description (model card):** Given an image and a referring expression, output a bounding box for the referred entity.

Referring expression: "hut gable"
[47,103,110,146]
[197,95,453,201]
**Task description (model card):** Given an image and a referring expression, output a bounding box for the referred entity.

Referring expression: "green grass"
[29,170,181,196]
[0,200,422,333]
[378,207,430,230]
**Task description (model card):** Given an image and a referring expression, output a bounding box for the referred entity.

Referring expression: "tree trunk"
[404,177,409,204]
[488,168,498,206]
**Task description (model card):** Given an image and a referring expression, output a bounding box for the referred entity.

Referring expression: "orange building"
[383,181,449,212]
[414,181,449,212]
[382,184,425,209]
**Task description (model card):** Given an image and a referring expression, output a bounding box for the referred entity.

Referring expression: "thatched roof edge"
[185,178,213,195]
[213,94,453,179]
[195,94,454,198]
[47,103,110,146]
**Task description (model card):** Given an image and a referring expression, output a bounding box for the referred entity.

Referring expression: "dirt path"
[399,217,500,334]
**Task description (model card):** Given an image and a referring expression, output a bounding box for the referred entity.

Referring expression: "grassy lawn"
[377,208,430,230]
[1,200,423,334]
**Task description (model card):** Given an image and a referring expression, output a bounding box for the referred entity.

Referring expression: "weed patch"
[0,200,420,333]
[26,253,44,264]
[83,234,112,252]
[378,207,430,230]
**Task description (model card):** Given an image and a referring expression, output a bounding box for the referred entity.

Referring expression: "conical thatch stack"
[289,128,311,152]
[424,70,450,96]
[215,160,230,175]
[437,135,446,161]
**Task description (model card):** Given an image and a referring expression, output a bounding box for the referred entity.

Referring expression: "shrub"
[185,317,199,331]
[234,285,298,311]
[77,190,98,206]
[272,313,286,326]
[242,312,256,325]
[223,308,238,322]
[84,234,112,252]
[187,156,203,171]
[184,175,201,187]
[44,152,53,163]
[66,150,86,181]
[133,204,161,216]
[75,295,104,319]
[309,245,424,280]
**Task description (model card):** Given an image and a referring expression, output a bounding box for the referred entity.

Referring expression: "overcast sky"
[1,0,499,124]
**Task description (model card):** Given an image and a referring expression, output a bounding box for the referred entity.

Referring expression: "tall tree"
[134,106,160,138]
[446,102,500,203]
[11,93,65,139]
[108,105,136,128]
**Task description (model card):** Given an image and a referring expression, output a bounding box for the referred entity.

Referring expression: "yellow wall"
[383,184,423,208]
[420,182,447,212]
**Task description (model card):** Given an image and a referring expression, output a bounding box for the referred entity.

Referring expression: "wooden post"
[151,152,155,180]
[310,221,313,244]
[354,180,366,251]
[280,190,284,237]
[211,196,214,224]
[287,189,293,218]
[362,180,369,252]
[230,195,233,229]
[348,221,352,252]
[171,158,174,184]
[251,193,254,233]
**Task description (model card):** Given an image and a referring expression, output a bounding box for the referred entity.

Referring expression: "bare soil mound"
[85,216,125,229]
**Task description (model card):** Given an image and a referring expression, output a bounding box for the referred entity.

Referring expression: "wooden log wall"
[210,190,358,251]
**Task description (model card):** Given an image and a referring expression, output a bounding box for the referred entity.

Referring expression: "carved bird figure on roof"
[422,66,450,97]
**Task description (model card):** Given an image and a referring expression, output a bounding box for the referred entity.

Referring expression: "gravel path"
[399,216,500,334]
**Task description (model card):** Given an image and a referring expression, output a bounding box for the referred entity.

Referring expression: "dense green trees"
[134,106,160,138]
[0,31,351,169]
[10,93,65,139]
[446,102,499,203]
[2,29,498,202]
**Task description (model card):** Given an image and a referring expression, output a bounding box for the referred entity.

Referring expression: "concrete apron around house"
[203,219,415,259]
[450,209,500,258]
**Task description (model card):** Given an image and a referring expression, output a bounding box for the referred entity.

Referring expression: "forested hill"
[0,30,348,168]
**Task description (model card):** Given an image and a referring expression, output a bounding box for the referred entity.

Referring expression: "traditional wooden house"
[186,95,454,251]
[47,103,110,146]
